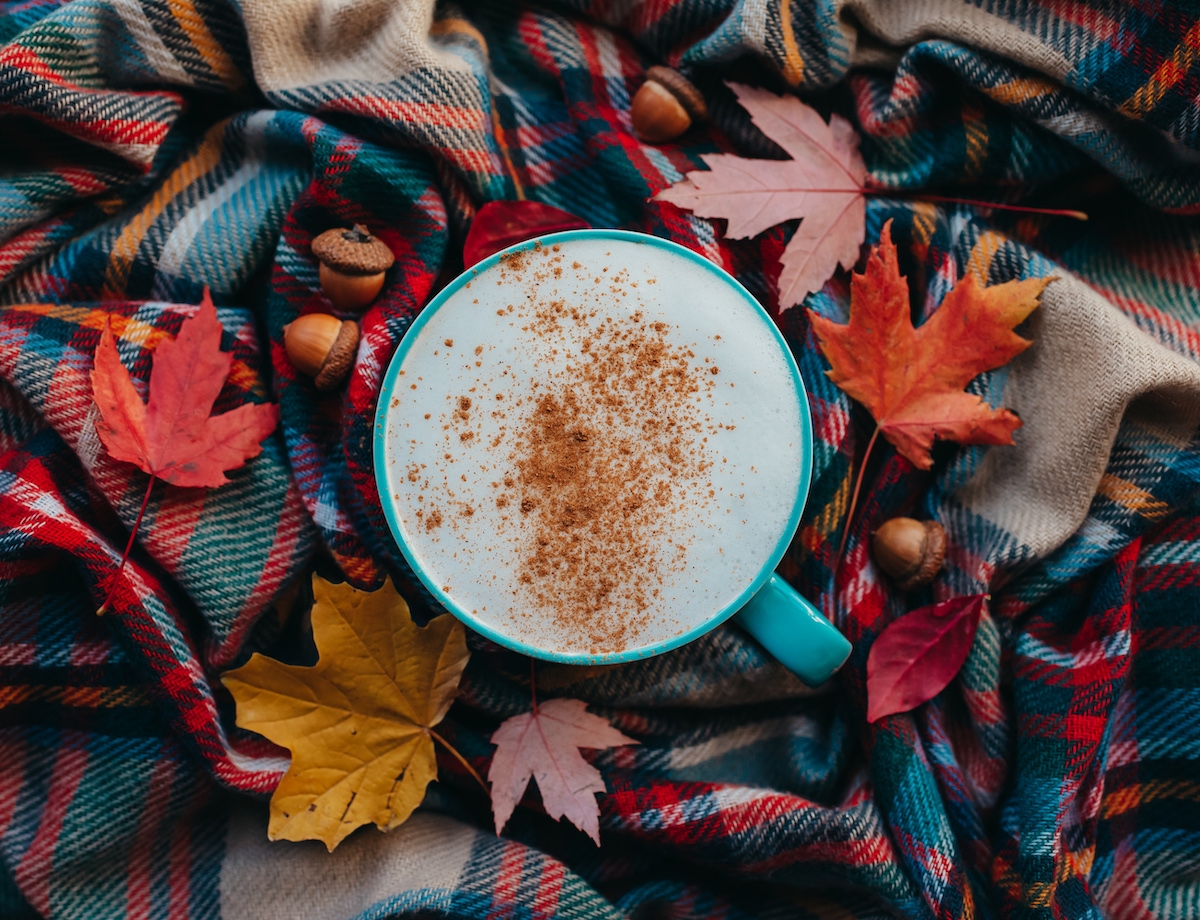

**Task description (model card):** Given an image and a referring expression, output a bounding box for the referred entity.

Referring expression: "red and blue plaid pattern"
[2,1,1200,918]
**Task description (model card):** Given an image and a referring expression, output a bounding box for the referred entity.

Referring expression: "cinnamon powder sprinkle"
[492,286,717,651]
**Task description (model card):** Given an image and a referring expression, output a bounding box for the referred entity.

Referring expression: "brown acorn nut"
[871,518,946,591]
[631,66,707,143]
[283,313,360,391]
[311,224,395,312]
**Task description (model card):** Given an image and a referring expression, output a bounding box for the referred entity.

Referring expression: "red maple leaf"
[90,289,279,612]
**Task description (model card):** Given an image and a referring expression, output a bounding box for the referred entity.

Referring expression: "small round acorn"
[283,313,359,391]
[311,224,395,312]
[872,518,946,591]
[631,66,707,143]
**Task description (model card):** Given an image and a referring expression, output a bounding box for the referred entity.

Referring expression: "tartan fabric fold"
[2,1,1200,919]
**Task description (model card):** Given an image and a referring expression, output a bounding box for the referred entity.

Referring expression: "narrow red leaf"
[866,594,986,722]
[463,201,590,268]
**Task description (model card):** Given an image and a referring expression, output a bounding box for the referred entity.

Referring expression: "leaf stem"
[771,187,1088,221]
[872,189,1088,221]
[530,658,537,714]
[833,425,881,586]
[97,475,155,616]
[429,728,490,796]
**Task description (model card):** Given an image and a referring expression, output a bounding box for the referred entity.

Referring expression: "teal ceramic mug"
[374,230,851,686]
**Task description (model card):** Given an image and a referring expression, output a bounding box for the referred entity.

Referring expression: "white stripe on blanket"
[220,803,477,920]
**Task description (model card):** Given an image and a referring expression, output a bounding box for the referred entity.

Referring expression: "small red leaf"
[90,289,279,489]
[88,289,280,613]
[866,594,986,722]
[463,201,590,268]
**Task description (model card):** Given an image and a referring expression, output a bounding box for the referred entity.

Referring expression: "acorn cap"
[902,522,944,591]
[311,225,395,276]
[646,66,707,121]
[314,318,360,391]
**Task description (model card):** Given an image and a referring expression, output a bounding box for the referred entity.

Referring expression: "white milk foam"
[380,236,804,659]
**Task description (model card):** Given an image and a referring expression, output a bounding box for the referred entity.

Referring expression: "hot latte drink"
[378,234,805,660]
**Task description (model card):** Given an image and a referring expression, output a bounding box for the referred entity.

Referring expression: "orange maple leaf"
[809,221,1052,470]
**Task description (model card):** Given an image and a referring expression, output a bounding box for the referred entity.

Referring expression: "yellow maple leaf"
[222,575,469,851]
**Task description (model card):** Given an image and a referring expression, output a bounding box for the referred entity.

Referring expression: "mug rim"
[373,228,814,664]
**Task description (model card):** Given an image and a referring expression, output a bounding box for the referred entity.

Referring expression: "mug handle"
[734,573,851,687]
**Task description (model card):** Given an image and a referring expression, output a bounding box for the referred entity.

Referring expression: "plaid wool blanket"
[2,1,1200,918]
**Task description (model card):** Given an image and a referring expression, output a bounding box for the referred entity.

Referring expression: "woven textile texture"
[2,0,1200,918]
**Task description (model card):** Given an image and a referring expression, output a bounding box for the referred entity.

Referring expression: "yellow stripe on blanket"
[963,100,988,179]
[981,75,1057,107]
[430,16,489,54]
[1102,778,1200,819]
[1120,20,1200,119]
[910,202,939,250]
[1096,473,1172,520]
[169,0,246,92]
[9,302,106,330]
[799,471,851,553]
[778,0,805,88]
[102,125,227,299]
[7,305,166,355]
[0,684,152,707]
[965,229,1007,285]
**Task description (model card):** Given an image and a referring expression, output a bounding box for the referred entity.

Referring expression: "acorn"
[283,313,359,391]
[631,66,707,143]
[311,224,395,312]
[872,518,946,591]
